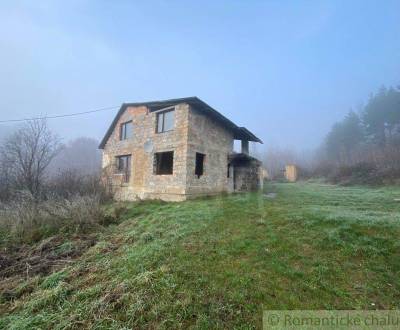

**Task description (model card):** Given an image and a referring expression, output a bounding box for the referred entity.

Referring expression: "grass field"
[1,182,400,329]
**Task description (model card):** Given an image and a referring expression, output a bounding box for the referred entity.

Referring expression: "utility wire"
[0,105,119,123]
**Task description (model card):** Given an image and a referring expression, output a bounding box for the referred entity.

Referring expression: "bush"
[311,161,336,179]
[328,162,381,185]
[315,143,400,185]
[297,166,313,180]
[45,170,111,202]
[0,191,106,244]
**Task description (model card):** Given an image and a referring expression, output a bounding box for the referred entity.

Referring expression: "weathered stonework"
[102,103,189,201]
[229,156,263,192]
[185,106,234,197]
[100,98,262,201]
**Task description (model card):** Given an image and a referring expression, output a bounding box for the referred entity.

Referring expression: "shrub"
[0,191,106,244]
[45,170,111,202]
[328,162,381,185]
[314,143,400,185]
[297,166,313,180]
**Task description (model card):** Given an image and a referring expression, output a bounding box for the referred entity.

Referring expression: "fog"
[0,1,399,152]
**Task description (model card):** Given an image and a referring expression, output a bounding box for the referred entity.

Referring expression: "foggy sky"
[0,0,399,150]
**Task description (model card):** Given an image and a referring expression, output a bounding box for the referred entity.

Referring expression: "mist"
[1,2,400,324]
[1,0,399,153]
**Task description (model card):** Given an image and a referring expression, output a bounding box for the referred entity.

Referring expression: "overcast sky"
[0,0,399,150]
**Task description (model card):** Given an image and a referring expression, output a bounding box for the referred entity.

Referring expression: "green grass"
[1,182,400,329]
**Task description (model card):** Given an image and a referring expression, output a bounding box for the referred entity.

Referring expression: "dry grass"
[0,192,107,245]
[1,182,399,328]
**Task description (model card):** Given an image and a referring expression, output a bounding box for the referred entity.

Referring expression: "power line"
[0,105,119,123]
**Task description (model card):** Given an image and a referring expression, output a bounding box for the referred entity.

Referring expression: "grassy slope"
[1,183,400,329]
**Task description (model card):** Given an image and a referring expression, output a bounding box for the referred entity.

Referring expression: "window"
[116,155,131,182]
[156,109,174,133]
[154,151,174,175]
[227,163,231,178]
[195,153,205,178]
[120,121,133,140]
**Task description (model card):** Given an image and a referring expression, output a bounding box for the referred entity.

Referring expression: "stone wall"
[101,102,260,201]
[102,103,190,201]
[185,106,234,197]
[233,159,262,192]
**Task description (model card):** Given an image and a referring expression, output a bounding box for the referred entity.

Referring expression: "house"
[99,97,263,201]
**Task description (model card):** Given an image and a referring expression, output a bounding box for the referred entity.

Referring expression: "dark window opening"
[154,151,174,175]
[195,153,205,178]
[227,163,231,178]
[120,121,133,140]
[156,109,174,133]
[116,155,132,182]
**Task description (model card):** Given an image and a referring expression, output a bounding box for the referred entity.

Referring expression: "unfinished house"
[99,97,263,201]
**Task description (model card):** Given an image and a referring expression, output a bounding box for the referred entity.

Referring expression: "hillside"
[1,183,400,329]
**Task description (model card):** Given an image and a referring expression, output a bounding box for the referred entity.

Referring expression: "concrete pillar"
[241,140,249,155]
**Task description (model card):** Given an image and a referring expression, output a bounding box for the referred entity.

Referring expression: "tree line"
[319,85,400,183]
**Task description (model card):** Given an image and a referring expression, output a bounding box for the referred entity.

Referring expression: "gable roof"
[99,97,262,149]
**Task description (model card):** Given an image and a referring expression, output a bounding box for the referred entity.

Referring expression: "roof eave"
[98,103,127,149]
[98,97,263,149]
[234,127,263,143]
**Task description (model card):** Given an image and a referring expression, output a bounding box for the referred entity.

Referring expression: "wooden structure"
[285,164,298,182]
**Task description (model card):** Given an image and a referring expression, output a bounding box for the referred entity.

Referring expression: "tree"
[324,110,364,164]
[0,119,61,197]
[262,146,303,179]
[363,86,400,146]
[385,87,400,143]
[49,137,101,176]
[0,153,12,200]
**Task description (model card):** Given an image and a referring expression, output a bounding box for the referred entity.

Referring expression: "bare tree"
[262,147,299,179]
[0,156,11,200]
[0,119,61,197]
[49,137,101,176]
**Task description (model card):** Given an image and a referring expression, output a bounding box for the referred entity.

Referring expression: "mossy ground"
[1,182,400,329]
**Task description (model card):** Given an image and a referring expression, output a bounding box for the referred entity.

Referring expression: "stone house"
[99,97,263,201]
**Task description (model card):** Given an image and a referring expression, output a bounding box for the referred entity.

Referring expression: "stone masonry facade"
[100,98,262,201]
